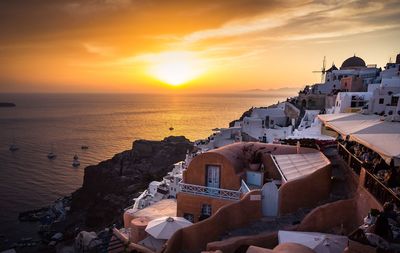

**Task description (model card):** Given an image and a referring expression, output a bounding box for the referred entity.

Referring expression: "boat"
[169,127,174,131]
[72,155,80,167]
[47,152,56,160]
[47,144,56,160]
[81,145,89,150]
[9,137,19,151]
[0,102,16,107]
[9,144,19,152]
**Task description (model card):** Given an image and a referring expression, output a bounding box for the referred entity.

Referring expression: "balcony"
[363,168,400,207]
[179,182,242,201]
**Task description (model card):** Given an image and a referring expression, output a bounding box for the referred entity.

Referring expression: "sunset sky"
[0,0,399,93]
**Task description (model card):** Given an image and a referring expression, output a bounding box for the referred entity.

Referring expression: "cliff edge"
[61,136,193,236]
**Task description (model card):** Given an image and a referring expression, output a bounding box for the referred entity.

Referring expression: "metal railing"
[363,169,400,207]
[179,182,241,200]
[337,143,362,175]
[241,180,250,194]
[337,143,400,207]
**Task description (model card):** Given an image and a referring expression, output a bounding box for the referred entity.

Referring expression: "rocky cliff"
[64,136,193,233]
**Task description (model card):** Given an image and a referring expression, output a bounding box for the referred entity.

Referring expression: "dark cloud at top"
[0,0,282,45]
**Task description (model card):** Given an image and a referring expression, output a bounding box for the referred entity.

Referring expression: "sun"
[149,51,204,86]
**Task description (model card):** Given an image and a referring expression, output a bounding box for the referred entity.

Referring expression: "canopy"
[272,152,330,183]
[278,230,348,253]
[350,121,400,166]
[145,216,192,240]
[318,113,400,165]
[138,236,166,252]
[318,113,381,136]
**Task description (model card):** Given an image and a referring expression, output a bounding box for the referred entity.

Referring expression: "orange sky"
[0,0,399,93]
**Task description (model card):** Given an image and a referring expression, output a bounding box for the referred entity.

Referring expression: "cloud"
[83,43,115,57]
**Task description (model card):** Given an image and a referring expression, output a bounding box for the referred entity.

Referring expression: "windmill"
[312,56,326,83]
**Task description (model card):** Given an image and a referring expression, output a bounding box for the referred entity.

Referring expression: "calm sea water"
[0,92,291,243]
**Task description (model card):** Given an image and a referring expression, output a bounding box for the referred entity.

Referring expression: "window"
[199,204,212,221]
[379,98,384,104]
[201,204,212,216]
[183,213,194,223]
[391,96,399,106]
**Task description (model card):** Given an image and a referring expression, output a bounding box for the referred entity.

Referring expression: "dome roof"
[341,55,366,69]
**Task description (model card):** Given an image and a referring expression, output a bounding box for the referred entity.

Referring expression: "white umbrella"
[278,231,348,253]
[138,236,166,252]
[145,216,192,240]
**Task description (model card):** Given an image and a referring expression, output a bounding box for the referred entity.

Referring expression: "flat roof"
[133,199,177,221]
[272,152,330,182]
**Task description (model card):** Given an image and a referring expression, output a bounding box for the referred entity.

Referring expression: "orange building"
[177,142,331,223]
[340,76,364,92]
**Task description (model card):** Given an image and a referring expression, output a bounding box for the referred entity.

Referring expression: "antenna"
[312,56,326,83]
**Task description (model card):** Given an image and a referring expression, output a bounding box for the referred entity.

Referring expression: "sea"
[0,92,293,245]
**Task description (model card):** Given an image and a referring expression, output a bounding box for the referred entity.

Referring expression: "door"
[261,182,279,216]
[206,165,220,195]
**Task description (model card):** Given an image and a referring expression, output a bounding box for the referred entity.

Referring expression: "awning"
[318,113,381,136]
[318,113,400,165]
[272,152,330,183]
[350,121,400,166]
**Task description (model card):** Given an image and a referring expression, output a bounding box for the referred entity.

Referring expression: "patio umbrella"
[278,230,348,253]
[145,216,192,240]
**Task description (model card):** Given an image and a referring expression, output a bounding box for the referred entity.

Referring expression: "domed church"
[340,55,366,69]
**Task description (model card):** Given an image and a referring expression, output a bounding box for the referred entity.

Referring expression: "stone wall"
[165,191,262,253]
[278,162,332,215]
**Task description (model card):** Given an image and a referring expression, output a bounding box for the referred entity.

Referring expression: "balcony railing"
[179,182,241,200]
[338,143,362,175]
[241,180,250,194]
[363,169,400,207]
[337,143,400,207]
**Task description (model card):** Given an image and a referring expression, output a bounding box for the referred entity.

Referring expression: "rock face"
[68,136,193,230]
[229,107,253,127]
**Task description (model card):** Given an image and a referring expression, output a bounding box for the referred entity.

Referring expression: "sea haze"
[0,92,292,242]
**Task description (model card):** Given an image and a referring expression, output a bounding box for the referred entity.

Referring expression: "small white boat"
[47,144,56,159]
[9,137,19,151]
[47,152,56,160]
[72,154,80,167]
[9,144,19,152]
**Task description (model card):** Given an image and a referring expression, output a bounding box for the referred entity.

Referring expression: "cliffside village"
[72,53,400,253]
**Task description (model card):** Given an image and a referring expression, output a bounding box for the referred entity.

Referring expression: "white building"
[333,92,372,114]
[241,104,294,143]
[311,56,380,95]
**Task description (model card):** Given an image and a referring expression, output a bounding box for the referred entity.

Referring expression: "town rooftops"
[130,199,177,221]
[272,152,330,183]
[203,142,323,175]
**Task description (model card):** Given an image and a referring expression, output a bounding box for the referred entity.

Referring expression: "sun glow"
[149,51,205,86]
